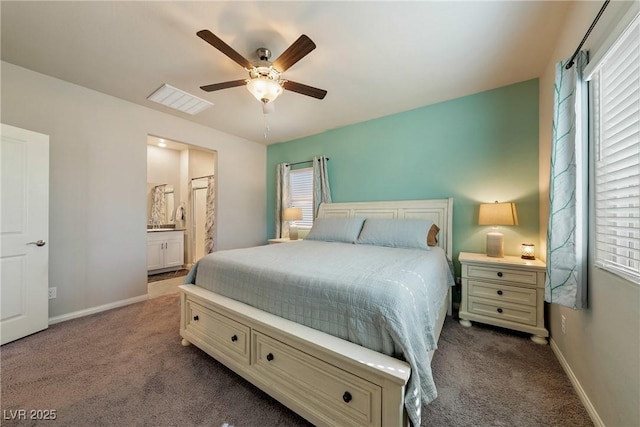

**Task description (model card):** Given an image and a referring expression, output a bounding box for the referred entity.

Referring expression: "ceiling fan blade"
[273,35,316,72]
[197,30,253,69]
[283,81,327,100]
[200,80,247,92]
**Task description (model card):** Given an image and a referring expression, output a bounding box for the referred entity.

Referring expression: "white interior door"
[1,124,49,345]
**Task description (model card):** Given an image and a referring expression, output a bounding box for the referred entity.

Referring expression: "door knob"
[27,240,46,247]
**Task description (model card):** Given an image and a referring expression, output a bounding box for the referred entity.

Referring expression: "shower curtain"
[151,184,166,227]
[204,175,216,254]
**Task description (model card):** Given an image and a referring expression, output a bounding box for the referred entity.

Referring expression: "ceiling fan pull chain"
[263,111,270,139]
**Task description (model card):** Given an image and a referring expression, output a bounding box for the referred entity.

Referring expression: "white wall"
[1,61,267,319]
[538,2,639,425]
[188,148,216,181]
[147,145,182,188]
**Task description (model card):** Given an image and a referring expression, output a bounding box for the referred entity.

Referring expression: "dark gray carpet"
[1,295,592,426]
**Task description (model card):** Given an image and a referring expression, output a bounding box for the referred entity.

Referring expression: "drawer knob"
[193,315,199,321]
[497,290,503,295]
[497,308,503,313]
[231,334,238,342]
[266,353,274,362]
[497,272,503,277]
[343,392,352,403]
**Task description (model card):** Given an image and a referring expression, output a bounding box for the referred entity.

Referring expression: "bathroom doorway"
[146,135,217,297]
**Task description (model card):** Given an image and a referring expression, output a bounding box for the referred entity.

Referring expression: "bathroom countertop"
[147,228,185,232]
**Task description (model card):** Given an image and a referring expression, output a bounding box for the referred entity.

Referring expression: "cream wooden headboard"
[317,198,453,259]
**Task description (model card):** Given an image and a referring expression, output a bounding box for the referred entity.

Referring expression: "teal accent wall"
[267,79,540,271]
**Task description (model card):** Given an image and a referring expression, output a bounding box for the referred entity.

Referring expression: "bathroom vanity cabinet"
[147,230,184,273]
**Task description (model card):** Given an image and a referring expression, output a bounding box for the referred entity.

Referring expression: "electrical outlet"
[48,287,57,300]
[561,314,566,334]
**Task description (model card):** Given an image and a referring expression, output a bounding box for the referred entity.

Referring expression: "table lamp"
[283,207,303,240]
[478,201,518,257]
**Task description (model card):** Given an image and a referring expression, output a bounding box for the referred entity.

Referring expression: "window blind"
[590,14,640,283]
[289,167,314,228]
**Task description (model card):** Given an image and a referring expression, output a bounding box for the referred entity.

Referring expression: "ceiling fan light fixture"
[246,76,284,104]
[246,65,284,104]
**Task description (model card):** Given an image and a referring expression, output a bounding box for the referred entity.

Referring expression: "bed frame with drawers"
[179,198,453,427]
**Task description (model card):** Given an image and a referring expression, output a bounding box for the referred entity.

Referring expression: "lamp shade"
[478,202,519,226]
[283,207,303,221]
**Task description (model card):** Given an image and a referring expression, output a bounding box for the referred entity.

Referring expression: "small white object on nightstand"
[458,252,548,345]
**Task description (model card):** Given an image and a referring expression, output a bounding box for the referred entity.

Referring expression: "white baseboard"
[550,338,605,427]
[48,294,148,325]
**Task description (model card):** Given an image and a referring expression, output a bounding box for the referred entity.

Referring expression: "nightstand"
[458,252,549,345]
[267,238,304,244]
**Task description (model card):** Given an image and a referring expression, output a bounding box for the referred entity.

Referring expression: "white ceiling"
[1,1,571,145]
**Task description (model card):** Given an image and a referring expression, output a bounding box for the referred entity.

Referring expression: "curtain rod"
[286,157,330,167]
[190,174,214,181]
[565,0,610,70]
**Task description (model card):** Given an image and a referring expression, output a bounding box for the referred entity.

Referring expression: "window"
[588,13,639,284]
[289,167,313,229]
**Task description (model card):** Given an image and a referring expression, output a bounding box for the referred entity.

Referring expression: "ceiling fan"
[197,30,327,108]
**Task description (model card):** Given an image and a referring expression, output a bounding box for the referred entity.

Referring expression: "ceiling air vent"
[147,84,213,115]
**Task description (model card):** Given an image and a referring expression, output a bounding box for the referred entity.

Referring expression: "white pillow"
[305,217,365,243]
[357,218,433,250]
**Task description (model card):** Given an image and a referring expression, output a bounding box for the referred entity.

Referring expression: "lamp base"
[289,225,299,241]
[486,232,504,258]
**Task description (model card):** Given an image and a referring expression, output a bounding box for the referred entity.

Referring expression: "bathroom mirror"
[147,183,175,226]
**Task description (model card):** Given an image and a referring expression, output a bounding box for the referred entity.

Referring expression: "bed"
[179,198,454,427]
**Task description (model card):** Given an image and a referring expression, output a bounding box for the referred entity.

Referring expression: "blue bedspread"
[185,240,454,426]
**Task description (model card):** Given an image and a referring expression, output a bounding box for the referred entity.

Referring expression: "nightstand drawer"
[468,296,536,325]
[468,280,537,306]
[466,265,538,286]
